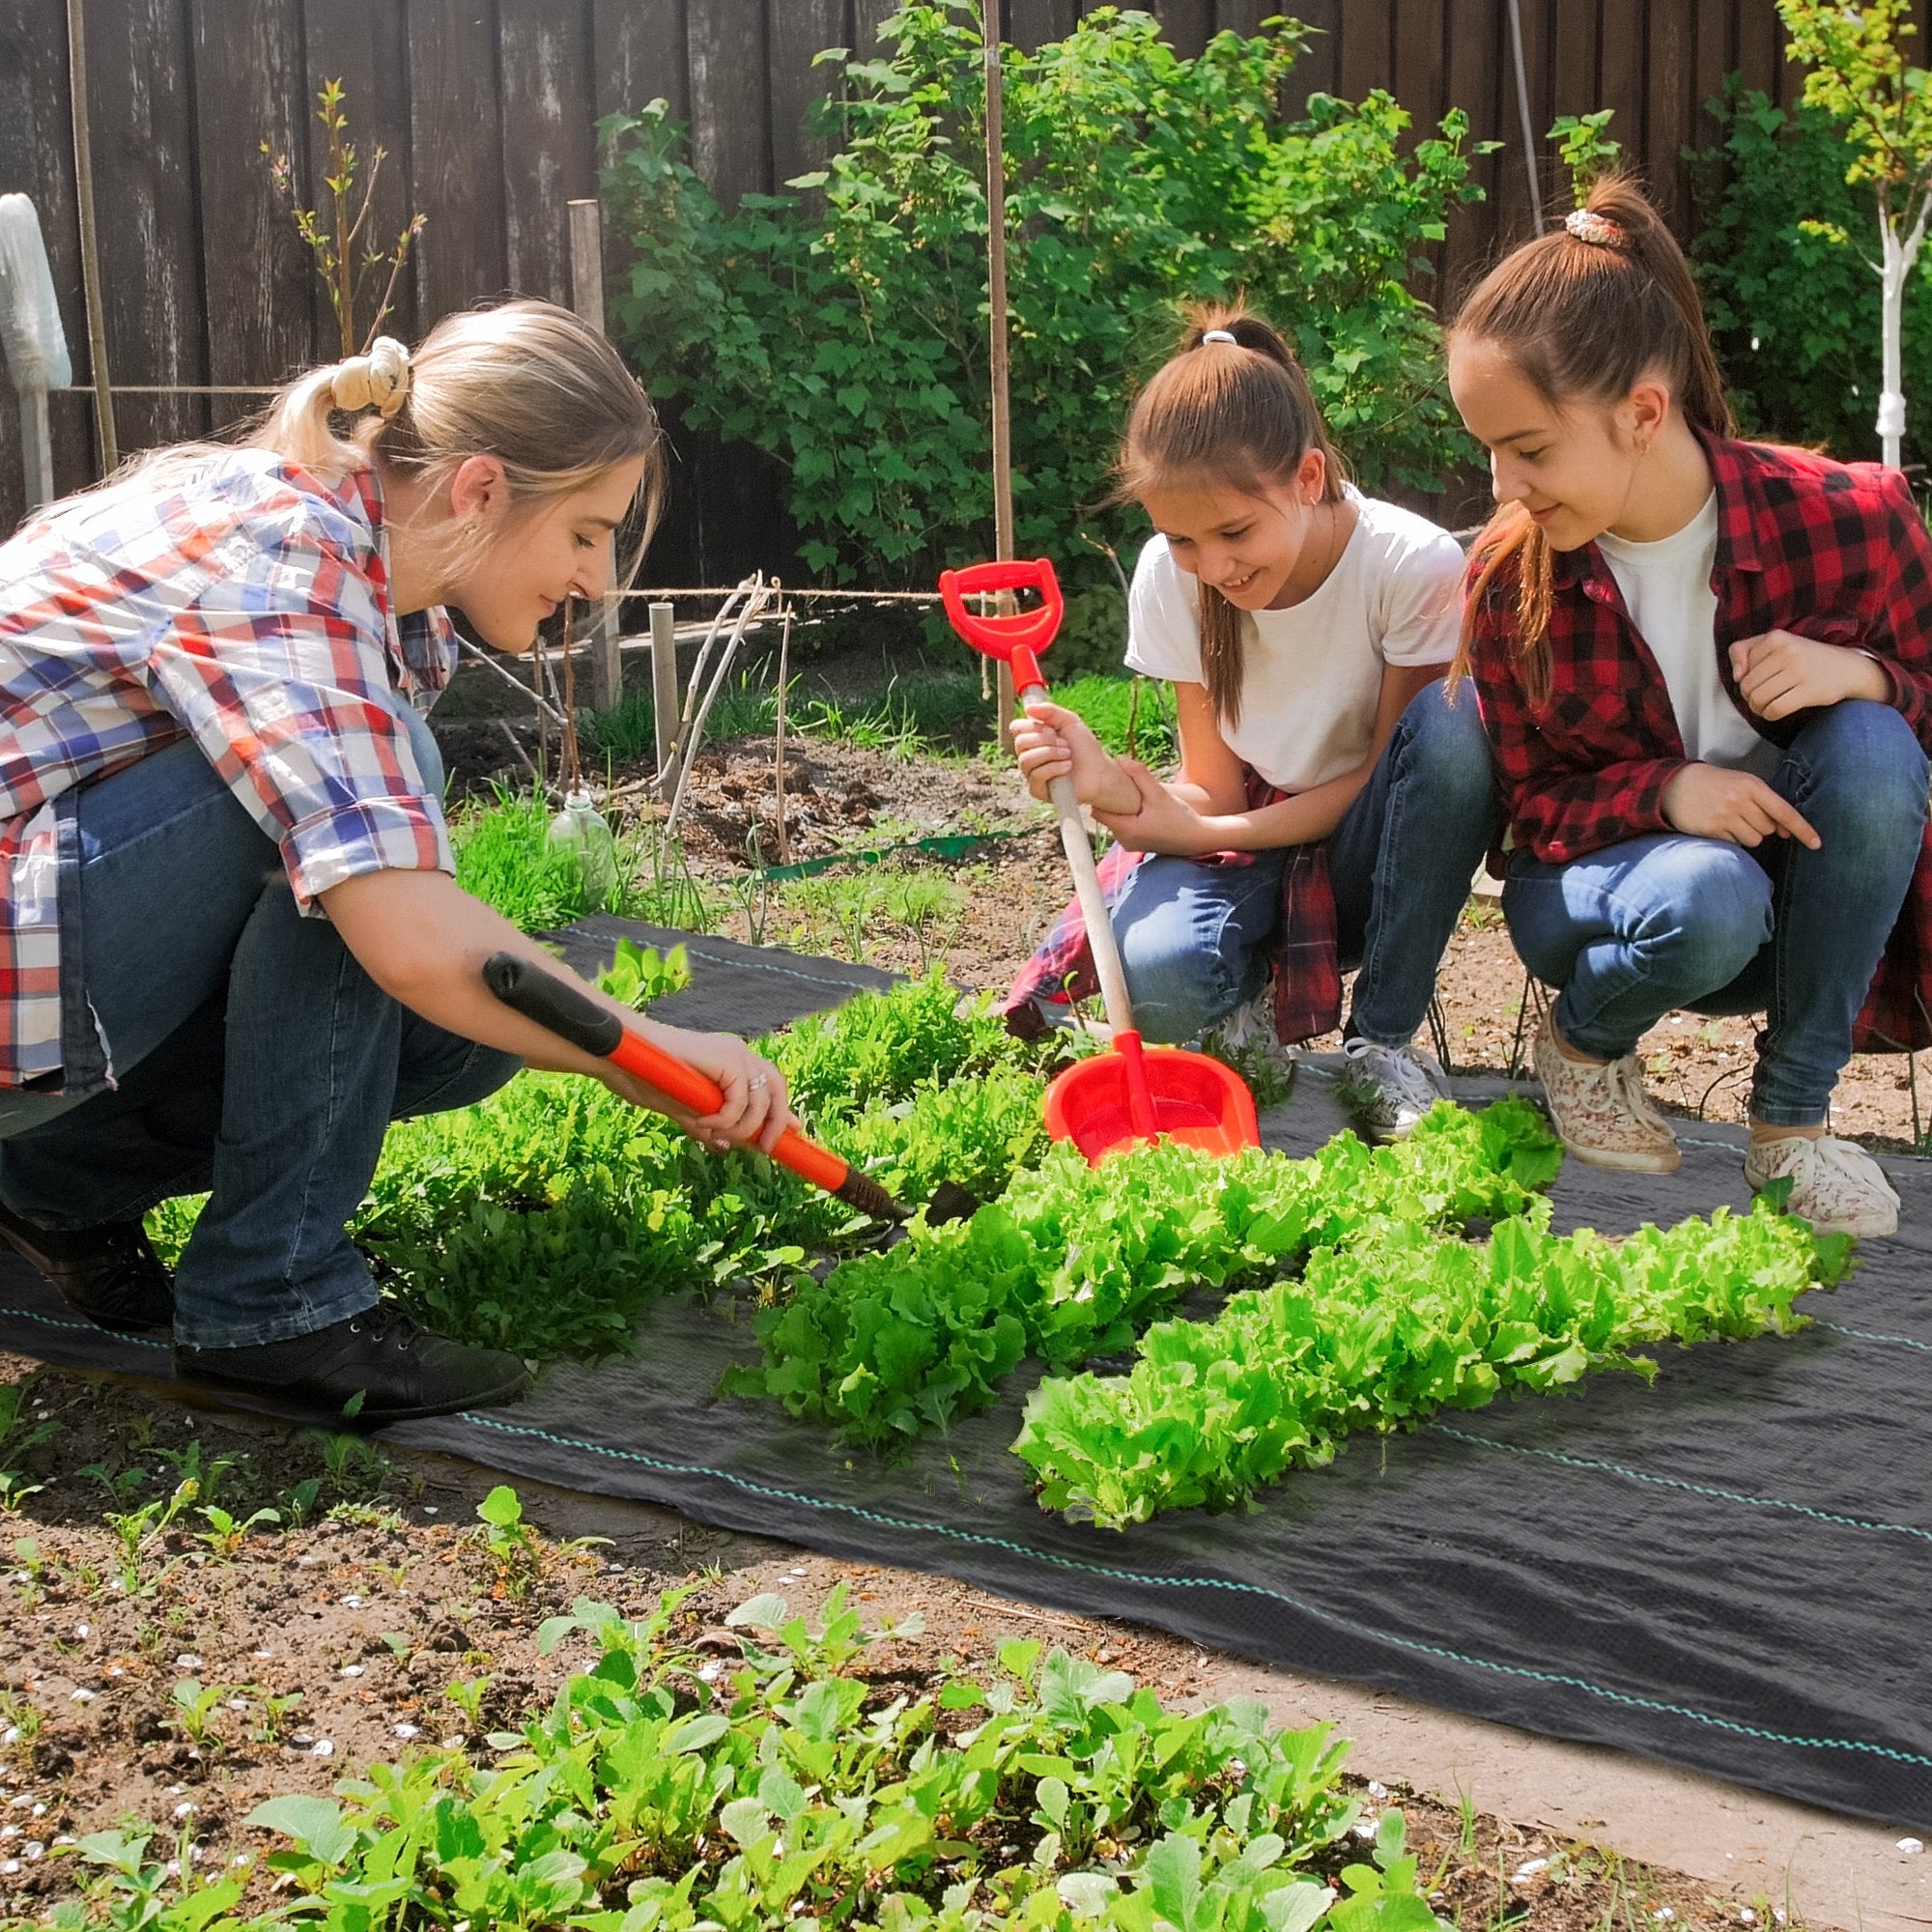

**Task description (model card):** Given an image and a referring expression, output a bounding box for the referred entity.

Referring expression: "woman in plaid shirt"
[0,301,793,1418]
[1448,180,1932,1236]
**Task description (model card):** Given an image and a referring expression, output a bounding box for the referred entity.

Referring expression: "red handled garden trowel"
[938,555,1260,1165]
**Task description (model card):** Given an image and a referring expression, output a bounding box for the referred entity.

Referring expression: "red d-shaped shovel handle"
[938,557,1064,695]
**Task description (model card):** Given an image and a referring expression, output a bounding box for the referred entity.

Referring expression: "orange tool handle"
[938,556,1064,694]
[482,952,850,1197]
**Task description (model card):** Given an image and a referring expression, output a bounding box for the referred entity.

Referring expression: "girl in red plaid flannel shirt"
[1448,179,1932,1236]
[1008,308,1499,1143]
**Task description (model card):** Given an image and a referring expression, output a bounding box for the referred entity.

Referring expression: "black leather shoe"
[174,1302,531,1425]
[0,1198,174,1337]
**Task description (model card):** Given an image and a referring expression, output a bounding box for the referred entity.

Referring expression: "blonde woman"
[0,300,792,1420]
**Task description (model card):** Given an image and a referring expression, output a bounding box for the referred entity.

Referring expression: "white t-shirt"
[1123,487,1465,793]
[1596,493,1777,779]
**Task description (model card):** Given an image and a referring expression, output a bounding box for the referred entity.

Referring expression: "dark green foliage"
[1692,83,1932,467]
[604,7,1486,585]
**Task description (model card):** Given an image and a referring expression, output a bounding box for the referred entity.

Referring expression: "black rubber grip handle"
[484,952,624,1059]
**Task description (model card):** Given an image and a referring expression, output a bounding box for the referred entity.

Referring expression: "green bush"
[1691,81,1932,468]
[604,4,1486,586]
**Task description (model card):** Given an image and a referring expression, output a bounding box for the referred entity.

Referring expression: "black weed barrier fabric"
[0,924,1927,1826]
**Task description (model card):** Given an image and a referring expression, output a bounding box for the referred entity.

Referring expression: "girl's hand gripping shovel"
[483,953,980,1225]
[938,556,1260,1163]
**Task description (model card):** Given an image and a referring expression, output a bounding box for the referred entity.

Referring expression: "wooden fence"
[0,0,1901,572]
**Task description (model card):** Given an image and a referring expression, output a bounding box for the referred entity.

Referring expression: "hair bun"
[329,335,411,419]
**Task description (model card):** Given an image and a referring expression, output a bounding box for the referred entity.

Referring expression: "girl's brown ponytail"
[1119,305,1345,728]
[1448,177,1733,702]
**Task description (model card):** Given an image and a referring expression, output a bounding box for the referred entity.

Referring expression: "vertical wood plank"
[592,0,688,137]
[1211,0,1276,36]
[1733,0,1779,106]
[498,0,594,302]
[767,0,846,188]
[1393,0,1447,138]
[408,0,508,319]
[188,0,313,429]
[1550,0,1599,128]
[1691,0,1731,173]
[1005,0,1077,53]
[1645,0,1694,225]
[1490,0,1549,245]
[301,0,420,355]
[849,0,901,58]
[1152,0,1215,58]
[1597,0,1646,172]
[0,0,90,520]
[687,0,768,204]
[83,0,209,461]
[1441,0,1501,293]
[1280,0,1338,112]
[1337,0,1389,103]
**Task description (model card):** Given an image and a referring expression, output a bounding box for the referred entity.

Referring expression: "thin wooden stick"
[65,0,116,472]
[983,0,1016,752]
[773,599,794,866]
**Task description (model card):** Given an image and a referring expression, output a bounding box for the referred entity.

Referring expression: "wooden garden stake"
[774,599,794,866]
[984,0,1016,751]
[649,600,680,797]
[569,195,625,709]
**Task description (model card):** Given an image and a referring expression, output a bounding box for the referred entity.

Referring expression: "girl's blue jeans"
[1501,700,1929,1127]
[1111,678,1498,1047]
[0,710,521,1348]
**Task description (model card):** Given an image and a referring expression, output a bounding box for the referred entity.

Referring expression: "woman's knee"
[1115,892,1242,1038]
[1634,851,1772,990]
[1395,678,1496,810]
[1789,700,1928,844]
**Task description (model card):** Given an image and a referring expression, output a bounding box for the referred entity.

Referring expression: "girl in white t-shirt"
[1006,308,1497,1141]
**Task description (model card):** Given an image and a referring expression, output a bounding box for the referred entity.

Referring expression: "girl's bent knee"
[1400,680,1494,801]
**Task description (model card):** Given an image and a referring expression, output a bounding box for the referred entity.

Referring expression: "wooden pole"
[66,0,115,473]
[983,0,1016,751]
[568,195,625,712]
[649,600,680,798]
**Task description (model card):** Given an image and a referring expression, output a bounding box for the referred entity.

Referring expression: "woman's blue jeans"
[1110,678,1498,1046]
[0,712,521,1348]
[1502,700,1929,1127]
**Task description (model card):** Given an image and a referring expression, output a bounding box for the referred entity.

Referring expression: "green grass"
[450,787,592,932]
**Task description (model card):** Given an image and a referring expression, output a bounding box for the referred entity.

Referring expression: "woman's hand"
[1661,761,1820,849]
[1730,629,1890,721]
[1012,700,1141,814]
[609,1027,794,1154]
[1094,757,1215,854]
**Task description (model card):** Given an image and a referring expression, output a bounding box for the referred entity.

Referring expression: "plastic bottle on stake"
[549,788,618,906]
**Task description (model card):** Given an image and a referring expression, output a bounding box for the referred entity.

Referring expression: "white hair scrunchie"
[329,335,411,419]
[1564,207,1625,248]
[1200,328,1238,346]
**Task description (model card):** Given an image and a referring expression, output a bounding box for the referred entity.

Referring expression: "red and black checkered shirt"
[1463,432,1932,1051]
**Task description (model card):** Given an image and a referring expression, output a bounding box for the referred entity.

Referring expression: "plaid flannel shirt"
[1464,431,1932,1051]
[0,450,456,1089]
[1006,770,1343,1046]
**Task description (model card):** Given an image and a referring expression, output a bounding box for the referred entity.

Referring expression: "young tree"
[1779,0,1932,468]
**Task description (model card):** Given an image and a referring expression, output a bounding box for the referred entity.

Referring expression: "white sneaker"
[1744,1132,1899,1238]
[1201,986,1295,1090]
[1338,1036,1449,1143]
[1532,1015,1680,1173]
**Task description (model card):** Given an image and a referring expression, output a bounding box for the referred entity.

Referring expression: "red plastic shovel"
[937,556,1260,1164]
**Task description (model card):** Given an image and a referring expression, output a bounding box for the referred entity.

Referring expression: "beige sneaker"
[1531,1014,1680,1173]
[1744,1133,1899,1238]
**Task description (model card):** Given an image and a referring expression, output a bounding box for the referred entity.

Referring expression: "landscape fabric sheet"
[0,922,1927,1828]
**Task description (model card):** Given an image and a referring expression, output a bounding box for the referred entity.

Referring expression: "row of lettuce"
[147,970,1858,1532]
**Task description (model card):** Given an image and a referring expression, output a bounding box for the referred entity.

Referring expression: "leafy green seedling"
[195,1503,281,1560]
[596,937,692,1011]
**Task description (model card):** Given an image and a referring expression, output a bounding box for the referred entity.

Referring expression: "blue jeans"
[1111,678,1498,1045]
[1502,700,1929,1126]
[0,710,521,1347]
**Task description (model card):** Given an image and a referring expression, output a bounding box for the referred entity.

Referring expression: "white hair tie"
[329,335,411,419]
[1564,208,1625,248]
[1200,328,1238,346]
